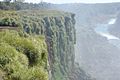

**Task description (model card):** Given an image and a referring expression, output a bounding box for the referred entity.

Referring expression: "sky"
[24,0,120,4]
[1,0,120,4]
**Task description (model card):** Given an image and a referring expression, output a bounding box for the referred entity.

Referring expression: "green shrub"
[0,30,48,80]
[0,10,19,26]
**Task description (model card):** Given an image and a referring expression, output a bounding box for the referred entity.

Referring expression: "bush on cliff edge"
[0,30,48,80]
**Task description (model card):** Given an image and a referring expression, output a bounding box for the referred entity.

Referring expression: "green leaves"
[0,30,48,80]
[0,10,19,26]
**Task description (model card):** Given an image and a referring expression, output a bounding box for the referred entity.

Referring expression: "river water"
[95,18,118,40]
[75,17,120,80]
[93,18,120,80]
[95,18,120,48]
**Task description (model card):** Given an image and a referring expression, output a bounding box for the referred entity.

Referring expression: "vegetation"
[0,1,51,10]
[1,1,119,80]
[0,10,19,26]
[0,8,92,80]
[0,30,48,80]
[0,9,92,80]
[0,0,106,79]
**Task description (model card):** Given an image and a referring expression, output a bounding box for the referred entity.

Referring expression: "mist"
[51,3,120,80]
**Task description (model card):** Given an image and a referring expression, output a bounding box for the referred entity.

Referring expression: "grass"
[0,30,48,80]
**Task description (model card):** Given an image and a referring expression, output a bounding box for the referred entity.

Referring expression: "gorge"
[1,1,120,80]
[50,3,120,80]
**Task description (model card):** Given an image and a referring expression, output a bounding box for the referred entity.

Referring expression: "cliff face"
[18,10,93,80]
[44,15,76,80]
[0,10,93,80]
[18,10,77,80]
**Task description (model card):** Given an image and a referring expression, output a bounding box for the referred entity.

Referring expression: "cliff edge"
[0,10,94,80]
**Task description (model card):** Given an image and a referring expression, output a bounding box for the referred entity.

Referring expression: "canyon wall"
[0,10,93,80]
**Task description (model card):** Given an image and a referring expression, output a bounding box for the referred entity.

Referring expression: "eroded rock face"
[43,15,76,80]
[17,11,75,80]
[19,10,94,80]
[0,10,93,80]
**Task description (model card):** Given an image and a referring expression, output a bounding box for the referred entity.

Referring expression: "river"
[95,18,120,48]
[92,18,120,80]
[95,18,118,39]
[75,17,120,80]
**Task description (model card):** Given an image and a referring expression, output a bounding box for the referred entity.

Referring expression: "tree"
[40,0,43,7]
[15,0,25,2]
[13,0,16,2]
[4,0,11,2]
[13,0,25,2]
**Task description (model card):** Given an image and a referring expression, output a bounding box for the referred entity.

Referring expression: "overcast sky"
[24,0,120,4]
[1,0,120,4]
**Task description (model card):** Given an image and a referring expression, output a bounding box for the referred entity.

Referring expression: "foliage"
[0,1,51,10]
[14,0,25,3]
[0,10,19,26]
[0,30,48,80]
[0,10,86,80]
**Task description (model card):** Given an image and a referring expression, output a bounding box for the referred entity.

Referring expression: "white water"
[108,18,116,24]
[99,32,119,40]
[95,18,120,40]
[93,18,120,80]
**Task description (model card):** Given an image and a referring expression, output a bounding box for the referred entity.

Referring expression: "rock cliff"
[0,10,93,80]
